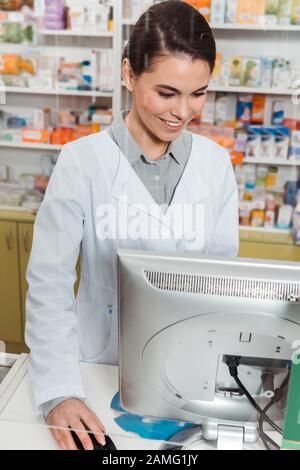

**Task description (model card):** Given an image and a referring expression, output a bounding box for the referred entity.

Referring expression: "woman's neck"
[125,109,170,160]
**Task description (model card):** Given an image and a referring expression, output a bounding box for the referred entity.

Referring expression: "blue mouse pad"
[110,392,193,441]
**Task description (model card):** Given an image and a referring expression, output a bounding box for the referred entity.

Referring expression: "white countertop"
[0,355,162,450]
[0,354,279,450]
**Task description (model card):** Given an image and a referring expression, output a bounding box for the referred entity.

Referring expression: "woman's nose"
[171,100,191,122]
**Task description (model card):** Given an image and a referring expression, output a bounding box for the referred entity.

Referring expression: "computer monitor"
[117,249,300,449]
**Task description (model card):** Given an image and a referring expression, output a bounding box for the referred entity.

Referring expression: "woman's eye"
[193,92,207,97]
[158,92,174,98]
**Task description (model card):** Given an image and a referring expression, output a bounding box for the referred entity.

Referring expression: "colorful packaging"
[252,95,266,124]
[0,54,20,75]
[22,128,50,144]
[225,0,238,23]
[184,0,211,21]
[220,58,230,86]
[261,127,277,158]
[69,7,85,31]
[236,0,253,23]
[256,165,268,186]
[289,59,300,88]
[252,0,267,23]
[291,0,300,24]
[211,52,222,85]
[289,130,300,159]
[265,0,280,24]
[277,204,293,228]
[243,58,262,87]
[277,0,293,24]
[265,166,279,188]
[214,93,237,125]
[246,126,262,158]
[229,56,244,86]
[272,58,290,88]
[237,94,253,124]
[201,92,216,124]
[271,100,286,125]
[275,126,290,159]
[50,127,73,145]
[210,0,226,24]
[239,200,252,225]
[251,207,265,227]
[260,57,274,88]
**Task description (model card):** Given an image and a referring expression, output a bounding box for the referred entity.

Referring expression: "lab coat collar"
[105,130,210,226]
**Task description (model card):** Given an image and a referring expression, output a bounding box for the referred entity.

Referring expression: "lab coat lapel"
[108,131,210,250]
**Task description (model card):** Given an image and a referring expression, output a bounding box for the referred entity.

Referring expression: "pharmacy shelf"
[123,18,300,32]
[0,141,61,151]
[239,226,291,235]
[243,158,300,166]
[39,29,114,37]
[0,205,36,213]
[210,23,300,32]
[208,85,298,95]
[121,81,298,96]
[4,87,113,98]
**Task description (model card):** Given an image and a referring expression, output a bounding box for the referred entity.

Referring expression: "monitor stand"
[160,423,259,450]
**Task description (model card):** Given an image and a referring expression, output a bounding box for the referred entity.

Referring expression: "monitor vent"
[144,269,300,302]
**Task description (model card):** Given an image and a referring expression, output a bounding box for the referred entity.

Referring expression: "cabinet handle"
[23,229,30,253]
[6,229,13,251]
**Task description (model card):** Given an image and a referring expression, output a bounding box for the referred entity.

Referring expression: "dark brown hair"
[122,0,216,76]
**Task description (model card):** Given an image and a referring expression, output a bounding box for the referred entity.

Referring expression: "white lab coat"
[25,129,239,410]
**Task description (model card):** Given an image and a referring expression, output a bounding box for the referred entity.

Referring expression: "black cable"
[234,374,283,434]
[258,371,290,450]
[258,402,280,450]
[225,356,283,434]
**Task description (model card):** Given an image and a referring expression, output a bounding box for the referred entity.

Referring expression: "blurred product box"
[22,128,50,144]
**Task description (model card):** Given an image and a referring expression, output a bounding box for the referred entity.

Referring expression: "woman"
[26,0,238,450]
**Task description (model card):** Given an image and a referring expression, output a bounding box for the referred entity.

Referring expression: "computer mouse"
[70,428,117,451]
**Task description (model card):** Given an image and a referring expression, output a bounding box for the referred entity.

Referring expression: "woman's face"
[123,53,211,143]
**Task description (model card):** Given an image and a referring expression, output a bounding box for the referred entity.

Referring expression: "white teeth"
[164,120,182,127]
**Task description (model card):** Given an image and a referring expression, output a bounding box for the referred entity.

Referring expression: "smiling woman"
[25,0,238,452]
[122,0,216,158]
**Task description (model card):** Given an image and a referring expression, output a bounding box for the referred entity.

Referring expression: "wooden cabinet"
[0,212,79,352]
[18,223,34,333]
[0,221,23,343]
[239,241,300,262]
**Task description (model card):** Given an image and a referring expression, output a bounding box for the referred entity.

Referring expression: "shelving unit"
[39,29,114,37]
[208,85,299,96]
[243,158,300,167]
[210,23,300,32]
[4,87,113,97]
[0,142,61,151]
[0,0,119,182]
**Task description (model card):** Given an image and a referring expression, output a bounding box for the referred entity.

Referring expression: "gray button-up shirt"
[107,109,192,207]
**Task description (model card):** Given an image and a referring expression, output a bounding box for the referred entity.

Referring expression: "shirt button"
[154,175,160,182]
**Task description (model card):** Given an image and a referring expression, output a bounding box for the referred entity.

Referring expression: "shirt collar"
[109,109,186,165]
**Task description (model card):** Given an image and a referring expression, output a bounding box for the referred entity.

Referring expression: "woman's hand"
[47,398,106,450]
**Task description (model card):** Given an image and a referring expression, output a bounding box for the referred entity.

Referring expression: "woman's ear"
[122,58,135,92]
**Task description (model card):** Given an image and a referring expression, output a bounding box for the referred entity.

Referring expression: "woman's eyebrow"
[155,84,209,94]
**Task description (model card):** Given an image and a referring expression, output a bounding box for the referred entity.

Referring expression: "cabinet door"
[0,221,22,343]
[239,242,300,262]
[18,223,33,337]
